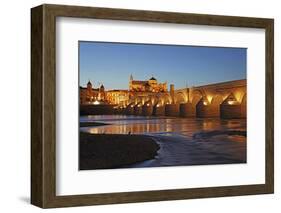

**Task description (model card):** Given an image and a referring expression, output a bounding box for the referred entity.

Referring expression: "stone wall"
[80,104,115,115]
[142,105,153,116]
[165,104,179,117]
[179,103,195,117]
[153,106,165,116]
[220,104,242,119]
[196,100,221,118]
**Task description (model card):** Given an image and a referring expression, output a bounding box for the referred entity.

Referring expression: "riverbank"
[79,132,160,170]
[127,132,246,168]
[80,121,110,127]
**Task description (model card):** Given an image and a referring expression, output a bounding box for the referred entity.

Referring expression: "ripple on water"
[80,115,246,168]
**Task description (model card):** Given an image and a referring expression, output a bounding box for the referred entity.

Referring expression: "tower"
[86,80,93,102]
[99,84,105,101]
[129,74,133,91]
[87,80,92,90]
[148,76,157,85]
[170,84,175,104]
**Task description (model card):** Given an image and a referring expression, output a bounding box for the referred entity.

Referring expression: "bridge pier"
[241,99,246,118]
[165,104,180,117]
[196,100,220,118]
[134,105,142,116]
[142,104,153,116]
[153,105,165,116]
[120,107,126,114]
[179,103,195,117]
[125,105,134,115]
[114,107,121,114]
[220,104,242,119]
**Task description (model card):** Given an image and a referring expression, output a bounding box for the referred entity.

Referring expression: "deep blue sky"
[79,41,246,90]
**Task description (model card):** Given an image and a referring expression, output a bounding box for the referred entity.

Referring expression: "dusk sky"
[79,41,246,90]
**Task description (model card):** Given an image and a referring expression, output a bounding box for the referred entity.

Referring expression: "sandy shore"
[79,132,160,170]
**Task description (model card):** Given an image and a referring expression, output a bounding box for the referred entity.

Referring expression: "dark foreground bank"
[80,121,110,127]
[79,132,160,170]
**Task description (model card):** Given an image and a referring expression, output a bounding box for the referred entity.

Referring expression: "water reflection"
[80,115,246,138]
[80,115,246,167]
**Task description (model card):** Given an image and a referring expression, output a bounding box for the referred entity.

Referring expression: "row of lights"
[120,98,239,109]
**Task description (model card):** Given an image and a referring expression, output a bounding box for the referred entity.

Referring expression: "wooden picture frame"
[31,4,274,208]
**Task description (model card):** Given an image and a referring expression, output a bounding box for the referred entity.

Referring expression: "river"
[80,115,246,167]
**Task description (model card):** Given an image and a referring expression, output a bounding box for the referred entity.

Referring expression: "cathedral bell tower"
[129,74,133,91]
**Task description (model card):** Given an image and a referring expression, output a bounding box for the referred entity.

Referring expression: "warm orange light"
[207,95,213,103]
[93,100,100,105]
[228,100,237,105]
[203,101,208,106]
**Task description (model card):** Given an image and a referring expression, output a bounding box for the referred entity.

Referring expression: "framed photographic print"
[31,4,274,208]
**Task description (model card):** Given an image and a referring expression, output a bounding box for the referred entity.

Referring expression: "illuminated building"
[106,90,129,105]
[129,74,167,92]
[79,80,106,104]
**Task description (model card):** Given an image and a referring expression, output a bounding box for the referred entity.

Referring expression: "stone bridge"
[118,79,246,119]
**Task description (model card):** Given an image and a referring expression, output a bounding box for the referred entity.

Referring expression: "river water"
[80,115,246,167]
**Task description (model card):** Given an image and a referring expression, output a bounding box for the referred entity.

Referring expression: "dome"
[87,80,92,86]
[149,77,157,81]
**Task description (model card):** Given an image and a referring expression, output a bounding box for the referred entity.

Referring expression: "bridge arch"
[231,88,245,103]
[191,89,206,106]
[125,102,135,115]
[211,94,224,105]
[142,100,153,116]
[220,93,243,119]
[222,93,238,105]
[144,100,152,105]
[133,101,143,115]
[175,92,187,104]
[160,94,172,105]
[195,92,224,118]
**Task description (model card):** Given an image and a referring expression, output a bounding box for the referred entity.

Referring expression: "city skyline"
[79,41,246,90]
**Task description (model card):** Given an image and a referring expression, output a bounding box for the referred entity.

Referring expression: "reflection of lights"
[156,104,160,107]
[93,100,100,105]
[89,128,98,134]
[137,104,142,107]
[147,104,150,106]
[203,101,208,106]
